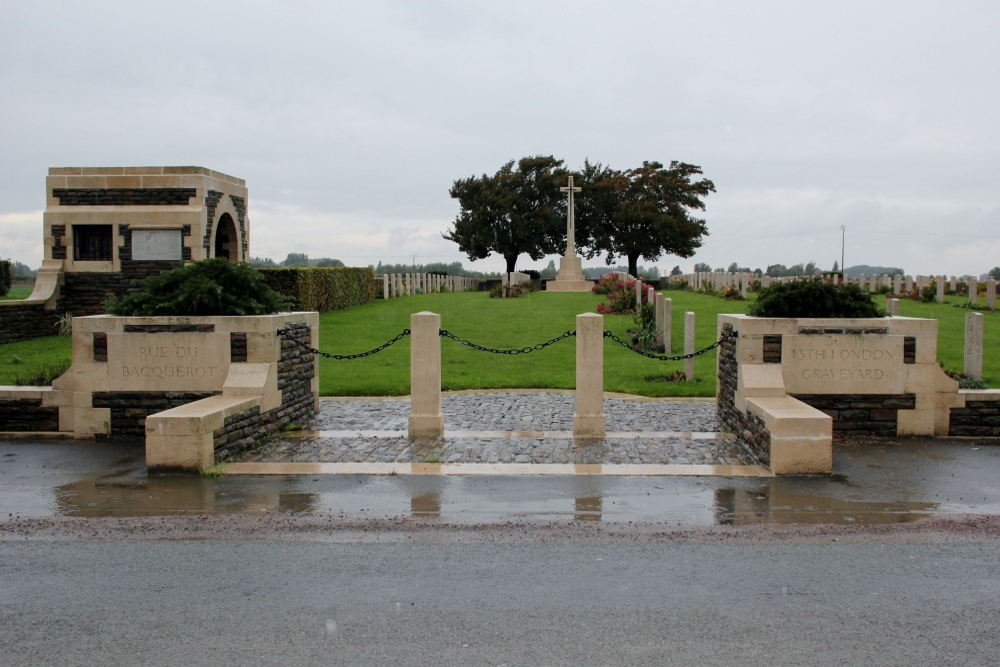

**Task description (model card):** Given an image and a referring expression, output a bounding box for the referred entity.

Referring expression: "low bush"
[748,279,884,318]
[106,259,292,316]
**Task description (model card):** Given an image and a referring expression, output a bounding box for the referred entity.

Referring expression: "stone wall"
[92,391,217,437]
[0,398,59,432]
[717,323,770,464]
[212,321,316,461]
[791,394,917,436]
[949,400,1000,436]
[0,302,62,344]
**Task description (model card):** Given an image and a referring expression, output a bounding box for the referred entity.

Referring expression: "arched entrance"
[213,213,238,262]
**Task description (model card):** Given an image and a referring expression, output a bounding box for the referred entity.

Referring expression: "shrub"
[717,286,745,301]
[0,258,11,297]
[748,279,884,318]
[920,280,937,303]
[105,259,293,316]
[594,276,653,315]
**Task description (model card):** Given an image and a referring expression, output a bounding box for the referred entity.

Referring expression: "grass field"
[0,286,32,301]
[1,290,998,396]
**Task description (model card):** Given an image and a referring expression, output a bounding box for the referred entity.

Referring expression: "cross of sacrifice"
[560,175,581,256]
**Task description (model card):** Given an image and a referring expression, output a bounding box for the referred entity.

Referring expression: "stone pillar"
[937,276,945,304]
[382,275,389,300]
[893,274,902,295]
[684,311,695,381]
[969,279,978,305]
[869,275,878,292]
[740,275,748,299]
[408,311,444,439]
[573,313,605,437]
[965,312,984,379]
[988,278,996,311]
[950,276,957,292]
[635,278,643,308]
[886,297,899,316]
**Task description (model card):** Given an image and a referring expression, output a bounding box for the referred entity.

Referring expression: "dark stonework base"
[92,392,217,436]
[949,400,1000,436]
[0,399,59,432]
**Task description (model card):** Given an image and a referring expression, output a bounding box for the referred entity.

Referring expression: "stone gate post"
[573,313,606,437]
[409,311,444,439]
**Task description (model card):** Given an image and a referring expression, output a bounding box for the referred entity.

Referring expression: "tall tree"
[444,156,567,273]
[579,160,715,278]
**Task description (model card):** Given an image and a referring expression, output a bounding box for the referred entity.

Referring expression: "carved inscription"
[120,345,218,379]
[783,335,904,394]
[108,333,228,391]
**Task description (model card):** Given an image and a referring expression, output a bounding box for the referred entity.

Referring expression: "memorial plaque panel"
[132,229,182,261]
[782,334,905,394]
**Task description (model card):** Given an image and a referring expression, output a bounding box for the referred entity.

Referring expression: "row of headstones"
[382,273,478,299]
[673,271,998,311]
[609,272,703,378]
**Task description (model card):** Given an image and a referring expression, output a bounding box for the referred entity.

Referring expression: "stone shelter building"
[2,166,249,343]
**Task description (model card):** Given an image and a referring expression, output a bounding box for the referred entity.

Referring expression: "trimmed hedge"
[258,267,376,312]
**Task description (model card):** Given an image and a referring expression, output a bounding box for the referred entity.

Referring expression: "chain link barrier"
[603,328,735,361]
[278,325,734,363]
[439,329,576,355]
[277,328,410,360]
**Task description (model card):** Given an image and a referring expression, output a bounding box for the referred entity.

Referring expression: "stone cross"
[560,175,582,256]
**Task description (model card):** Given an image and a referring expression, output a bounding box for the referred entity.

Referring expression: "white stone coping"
[71,312,318,333]
[48,166,245,186]
[718,314,938,337]
[145,395,260,437]
[957,389,1000,402]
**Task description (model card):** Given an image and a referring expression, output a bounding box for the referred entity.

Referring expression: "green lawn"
[1,290,998,395]
[316,290,748,397]
[0,286,32,301]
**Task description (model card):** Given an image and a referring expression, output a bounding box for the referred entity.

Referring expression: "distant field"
[1,289,998,395]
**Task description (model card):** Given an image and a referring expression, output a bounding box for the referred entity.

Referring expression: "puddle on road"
[3,438,998,526]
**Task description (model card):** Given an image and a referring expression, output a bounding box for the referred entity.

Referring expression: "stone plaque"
[782,334,905,394]
[132,229,182,261]
[107,332,229,391]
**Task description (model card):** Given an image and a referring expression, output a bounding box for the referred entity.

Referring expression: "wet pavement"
[2,432,999,526]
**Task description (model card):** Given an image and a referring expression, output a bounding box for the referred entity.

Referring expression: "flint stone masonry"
[0,396,59,432]
[92,391,216,437]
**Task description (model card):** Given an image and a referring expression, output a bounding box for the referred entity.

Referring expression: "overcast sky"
[2,1,998,276]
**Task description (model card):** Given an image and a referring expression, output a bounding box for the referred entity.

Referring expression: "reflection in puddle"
[411,491,441,518]
[56,475,320,517]
[713,485,936,525]
[574,496,602,522]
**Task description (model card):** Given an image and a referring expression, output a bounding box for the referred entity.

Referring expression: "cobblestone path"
[235,392,760,467]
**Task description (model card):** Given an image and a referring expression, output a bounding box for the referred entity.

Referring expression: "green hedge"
[258,267,376,312]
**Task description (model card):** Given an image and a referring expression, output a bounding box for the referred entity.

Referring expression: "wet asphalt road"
[2,531,999,665]
[2,436,1000,664]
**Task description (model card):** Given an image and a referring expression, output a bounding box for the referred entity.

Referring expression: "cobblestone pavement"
[237,392,759,466]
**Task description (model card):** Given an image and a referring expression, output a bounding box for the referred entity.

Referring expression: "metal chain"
[277,328,411,360]
[603,329,735,361]
[439,329,576,355]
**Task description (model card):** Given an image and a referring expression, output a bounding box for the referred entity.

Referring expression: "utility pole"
[840,225,846,275]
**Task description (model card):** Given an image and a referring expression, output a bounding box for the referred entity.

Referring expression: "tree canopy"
[577,160,715,278]
[444,156,567,273]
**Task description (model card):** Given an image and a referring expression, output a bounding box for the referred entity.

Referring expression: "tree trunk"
[628,254,640,279]
[505,255,518,273]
